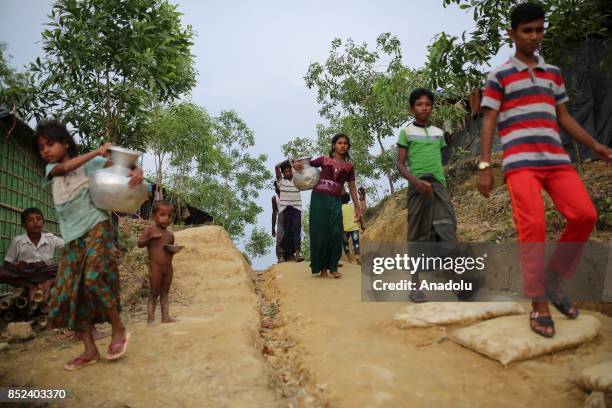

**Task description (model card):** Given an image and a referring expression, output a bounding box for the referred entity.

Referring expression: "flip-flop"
[106,332,131,361]
[530,312,555,338]
[551,293,580,320]
[63,355,100,371]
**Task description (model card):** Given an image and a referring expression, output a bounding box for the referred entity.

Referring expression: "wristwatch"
[478,161,491,170]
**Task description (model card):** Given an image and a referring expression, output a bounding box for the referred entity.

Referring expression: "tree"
[245,227,274,260]
[29,0,196,150]
[145,102,215,196]
[305,33,414,193]
[280,137,321,160]
[425,0,612,95]
[0,43,37,119]
[185,110,272,239]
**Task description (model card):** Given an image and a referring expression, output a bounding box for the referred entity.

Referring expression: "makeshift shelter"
[0,113,59,261]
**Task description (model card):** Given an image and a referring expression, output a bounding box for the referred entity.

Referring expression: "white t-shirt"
[278,178,302,213]
[4,233,65,265]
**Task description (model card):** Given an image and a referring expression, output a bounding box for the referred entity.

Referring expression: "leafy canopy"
[30,0,196,150]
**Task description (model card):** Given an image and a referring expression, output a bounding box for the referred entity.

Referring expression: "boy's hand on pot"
[128,167,144,187]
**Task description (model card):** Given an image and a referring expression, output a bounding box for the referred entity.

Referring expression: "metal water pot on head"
[89,146,148,213]
[291,157,320,191]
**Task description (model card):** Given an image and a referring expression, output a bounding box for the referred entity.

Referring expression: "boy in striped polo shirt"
[478,2,612,337]
[275,160,304,262]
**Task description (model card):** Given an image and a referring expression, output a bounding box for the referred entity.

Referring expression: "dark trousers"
[282,207,302,256]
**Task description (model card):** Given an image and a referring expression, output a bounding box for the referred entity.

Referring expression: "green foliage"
[305,33,414,193]
[427,0,612,94]
[0,43,37,117]
[29,0,196,150]
[145,102,215,196]
[181,110,273,239]
[305,33,468,193]
[280,137,321,160]
[245,227,274,260]
[144,104,272,240]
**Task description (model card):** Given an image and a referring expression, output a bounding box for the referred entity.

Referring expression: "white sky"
[0,0,510,269]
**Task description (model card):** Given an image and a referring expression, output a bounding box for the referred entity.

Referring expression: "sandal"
[106,332,131,361]
[530,312,555,338]
[551,293,579,320]
[63,355,100,371]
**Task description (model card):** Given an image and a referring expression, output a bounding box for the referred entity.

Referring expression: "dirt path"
[258,261,612,408]
[0,226,281,407]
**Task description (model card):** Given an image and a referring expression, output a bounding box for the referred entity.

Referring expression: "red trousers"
[506,167,597,299]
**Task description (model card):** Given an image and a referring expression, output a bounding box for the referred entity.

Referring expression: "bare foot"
[330,271,343,279]
[319,270,330,278]
[161,316,179,323]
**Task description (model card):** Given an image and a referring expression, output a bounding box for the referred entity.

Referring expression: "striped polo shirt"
[278,178,302,213]
[481,55,572,176]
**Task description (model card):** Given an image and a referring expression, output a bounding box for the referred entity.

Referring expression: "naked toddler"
[138,200,178,325]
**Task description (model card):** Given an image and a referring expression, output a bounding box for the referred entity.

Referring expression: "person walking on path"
[36,120,140,369]
[397,88,459,303]
[294,133,361,278]
[478,2,612,337]
[275,161,304,262]
[271,181,285,263]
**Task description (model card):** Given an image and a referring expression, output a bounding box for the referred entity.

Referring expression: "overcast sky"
[0,1,508,269]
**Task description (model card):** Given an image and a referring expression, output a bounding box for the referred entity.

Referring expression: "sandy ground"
[259,261,612,408]
[0,226,281,407]
[1,225,611,407]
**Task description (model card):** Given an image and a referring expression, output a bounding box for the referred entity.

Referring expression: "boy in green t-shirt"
[396,88,459,303]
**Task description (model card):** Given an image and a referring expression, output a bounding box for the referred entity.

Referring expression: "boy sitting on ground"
[138,200,179,326]
[1,207,64,300]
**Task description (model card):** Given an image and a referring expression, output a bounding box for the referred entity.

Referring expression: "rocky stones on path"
[6,322,34,342]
